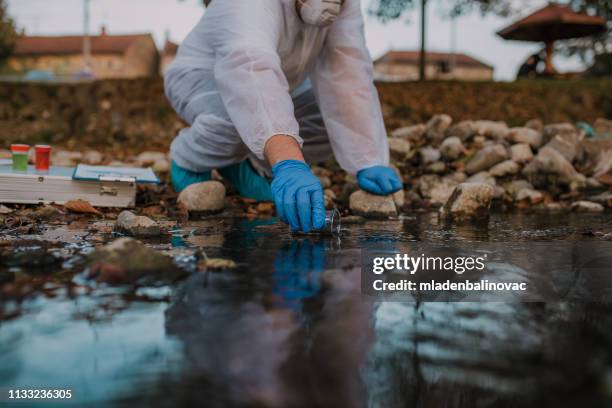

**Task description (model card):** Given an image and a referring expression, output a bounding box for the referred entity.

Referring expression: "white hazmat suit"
[165,0,389,176]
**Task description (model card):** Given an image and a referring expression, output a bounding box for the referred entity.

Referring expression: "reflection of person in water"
[517,52,543,79]
[162,219,372,407]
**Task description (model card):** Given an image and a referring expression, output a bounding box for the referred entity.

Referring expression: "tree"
[369,0,518,80]
[0,0,17,62]
[558,0,612,76]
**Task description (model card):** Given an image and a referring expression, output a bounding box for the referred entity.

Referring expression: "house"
[6,27,159,79]
[160,40,178,75]
[374,50,494,81]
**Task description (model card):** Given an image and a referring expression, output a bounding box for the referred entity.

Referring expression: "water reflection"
[1,214,612,407]
[160,219,373,406]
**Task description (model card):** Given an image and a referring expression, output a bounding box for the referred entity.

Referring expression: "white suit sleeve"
[310,0,389,175]
[210,1,302,160]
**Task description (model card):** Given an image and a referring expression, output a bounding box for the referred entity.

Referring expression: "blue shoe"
[171,160,272,201]
[171,160,211,193]
[219,161,273,202]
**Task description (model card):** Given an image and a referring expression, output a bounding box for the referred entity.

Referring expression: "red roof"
[13,33,154,56]
[374,50,494,70]
[497,3,606,42]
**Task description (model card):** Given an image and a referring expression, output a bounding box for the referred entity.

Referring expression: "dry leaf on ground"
[198,258,237,271]
[64,199,102,215]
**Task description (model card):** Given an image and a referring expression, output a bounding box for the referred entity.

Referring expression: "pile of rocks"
[345,115,611,219]
[390,116,610,216]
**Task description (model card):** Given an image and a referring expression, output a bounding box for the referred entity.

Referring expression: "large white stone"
[177,181,226,213]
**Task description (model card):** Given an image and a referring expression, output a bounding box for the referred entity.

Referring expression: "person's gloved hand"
[357,165,403,195]
[271,160,326,233]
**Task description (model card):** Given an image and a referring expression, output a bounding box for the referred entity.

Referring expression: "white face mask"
[297,0,342,27]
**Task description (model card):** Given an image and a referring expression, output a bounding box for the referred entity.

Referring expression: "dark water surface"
[1,213,612,407]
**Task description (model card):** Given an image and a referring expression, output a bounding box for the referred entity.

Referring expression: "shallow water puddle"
[1,213,612,406]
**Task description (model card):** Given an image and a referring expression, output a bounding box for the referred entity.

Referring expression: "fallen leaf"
[142,205,165,217]
[198,258,237,271]
[64,199,102,215]
[256,202,275,214]
[596,172,612,186]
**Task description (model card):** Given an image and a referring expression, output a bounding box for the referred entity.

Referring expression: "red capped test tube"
[35,145,51,172]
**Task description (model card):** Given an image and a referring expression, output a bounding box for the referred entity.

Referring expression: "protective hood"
[297,0,342,27]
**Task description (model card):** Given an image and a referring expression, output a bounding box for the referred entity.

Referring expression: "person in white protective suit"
[165,0,403,233]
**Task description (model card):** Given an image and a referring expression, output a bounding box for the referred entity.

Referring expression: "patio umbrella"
[497,3,606,74]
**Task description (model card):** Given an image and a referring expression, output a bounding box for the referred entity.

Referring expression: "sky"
[6,0,586,81]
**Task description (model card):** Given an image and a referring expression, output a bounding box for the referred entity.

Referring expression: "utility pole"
[83,0,92,73]
[450,13,457,79]
[419,0,427,81]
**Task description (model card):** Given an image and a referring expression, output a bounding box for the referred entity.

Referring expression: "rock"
[594,118,612,137]
[440,136,465,160]
[525,119,544,133]
[82,150,103,165]
[418,175,459,205]
[504,179,534,198]
[341,215,366,225]
[425,114,452,143]
[439,182,495,221]
[318,175,332,189]
[447,120,477,141]
[28,205,62,221]
[392,189,405,208]
[448,172,467,183]
[542,202,565,212]
[473,120,508,140]
[115,210,161,237]
[523,146,586,188]
[543,123,577,145]
[419,147,441,164]
[588,192,612,208]
[586,177,603,189]
[506,127,543,148]
[324,189,336,209]
[465,144,508,175]
[593,151,612,179]
[107,160,134,167]
[311,165,333,178]
[570,201,605,213]
[466,171,496,186]
[489,160,519,177]
[0,204,13,214]
[87,237,184,284]
[136,151,167,167]
[473,135,486,145]
[152,158,171,174]
[510,143,533,163]
[544,130,582,162]
[177,181,226,213]
[388,137,411,159]
[52,150,82,166]
[391,124,426,141]
[425,161,446,174]
[349,190,397,218]
[515,188,543,204]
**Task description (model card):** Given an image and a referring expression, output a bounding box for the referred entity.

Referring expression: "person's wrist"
[264,134,305,166]
[272,159,311,177]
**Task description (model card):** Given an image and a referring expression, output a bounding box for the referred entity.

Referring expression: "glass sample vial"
[324,208,341,236]
[35,145,51,172]
[11,144,30,172]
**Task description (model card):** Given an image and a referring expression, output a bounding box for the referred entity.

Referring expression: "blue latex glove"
[357,165,403,195]
[271,160,326,233]
[273,240,325,313]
